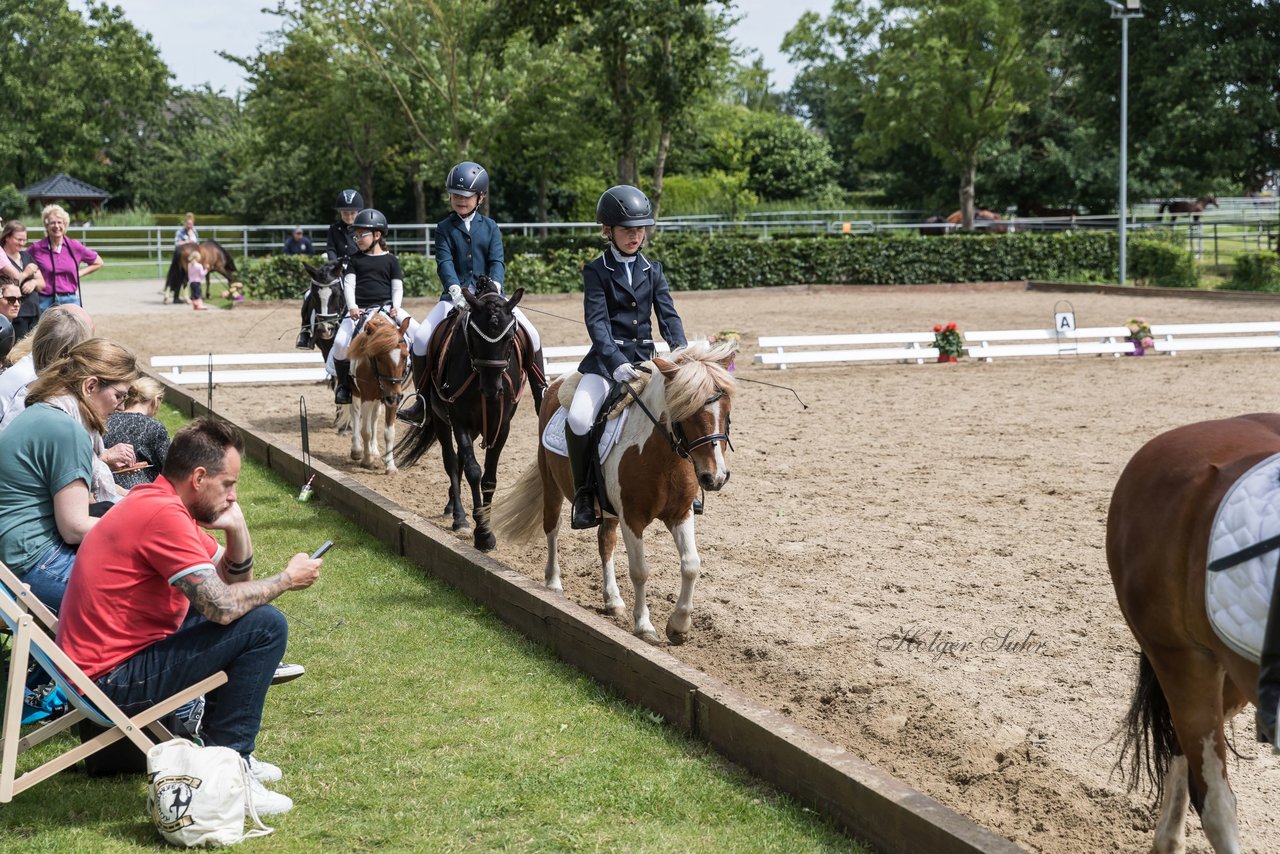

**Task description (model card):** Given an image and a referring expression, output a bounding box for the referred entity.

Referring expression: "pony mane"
[348,313,401,361]
[661,340,737,422]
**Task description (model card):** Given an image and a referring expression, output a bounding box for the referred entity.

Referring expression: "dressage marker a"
[154,369,1027,854]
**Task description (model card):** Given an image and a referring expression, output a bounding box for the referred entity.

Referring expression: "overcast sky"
[69,0,831,96]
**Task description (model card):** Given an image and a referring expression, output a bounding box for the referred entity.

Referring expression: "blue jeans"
[22,539,78,615]
[38,292,81,311]
[95,605,288,757]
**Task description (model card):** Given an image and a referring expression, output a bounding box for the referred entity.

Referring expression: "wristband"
[227,554,254,576]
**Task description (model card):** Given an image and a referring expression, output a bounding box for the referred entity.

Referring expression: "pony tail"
[1111,651,1178,801]
[490,461,546,544]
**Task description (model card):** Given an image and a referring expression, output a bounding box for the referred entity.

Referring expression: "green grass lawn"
[0,410,860,853]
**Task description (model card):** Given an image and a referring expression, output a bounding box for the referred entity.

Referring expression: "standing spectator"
[186,247,208,311]
[29,205,103,311]
[174,212,199,250]
[106,376,169,490]
[283,227,314,256]
[1,282,22,350]
[1,220,44,339]
[165,213,200,304]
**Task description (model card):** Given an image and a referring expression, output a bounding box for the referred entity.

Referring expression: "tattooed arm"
[174,552,321,625]
[205,501,254,582]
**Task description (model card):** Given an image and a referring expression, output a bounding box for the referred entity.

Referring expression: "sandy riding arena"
[101,283,1280,853]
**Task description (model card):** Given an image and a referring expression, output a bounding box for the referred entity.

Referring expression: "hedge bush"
[1221,251,1280,292]
[238,230,1203,299]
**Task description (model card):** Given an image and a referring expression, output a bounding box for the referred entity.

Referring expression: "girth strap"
[1209,532,1280,572]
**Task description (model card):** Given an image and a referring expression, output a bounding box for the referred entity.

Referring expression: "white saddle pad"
[541,406,629,460]
[1206,451,1280,662]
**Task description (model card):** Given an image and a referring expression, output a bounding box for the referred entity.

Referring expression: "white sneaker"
[246,774,293,816]
[271,662,305,685]
[246,753,282,783]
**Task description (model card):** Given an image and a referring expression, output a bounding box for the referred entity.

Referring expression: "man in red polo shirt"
[57,417,321,815]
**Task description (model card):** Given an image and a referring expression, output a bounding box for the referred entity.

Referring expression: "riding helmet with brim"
[334,188,365,211]
[446,162,489,198]
[0,315,14,364]
[353,208,388,234]
[597,185,655,227]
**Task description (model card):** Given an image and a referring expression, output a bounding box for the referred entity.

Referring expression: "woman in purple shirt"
[28,204,103,311]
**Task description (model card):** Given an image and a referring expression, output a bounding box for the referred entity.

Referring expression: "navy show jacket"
[576,250,687,378]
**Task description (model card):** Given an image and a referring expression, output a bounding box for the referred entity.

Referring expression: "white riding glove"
[613,363,641,383]
[448,284,465,309]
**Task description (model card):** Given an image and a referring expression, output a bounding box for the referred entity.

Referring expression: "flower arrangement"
[707,329,741,371]
[220,281,246,304]
[932,322,963,362]
[1125,316,1154,356]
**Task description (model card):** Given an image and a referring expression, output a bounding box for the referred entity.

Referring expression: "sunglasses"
[1,296,21,305]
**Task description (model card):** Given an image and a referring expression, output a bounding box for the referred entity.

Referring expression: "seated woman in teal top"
[0,337,138,612]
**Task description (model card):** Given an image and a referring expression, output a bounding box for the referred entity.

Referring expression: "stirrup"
[396,394,428,426]
[570,490,599,530]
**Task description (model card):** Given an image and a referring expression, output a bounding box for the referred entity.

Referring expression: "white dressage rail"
[542,342,671,377]
[151,353,327,385]
[753,333,939,369]
[963,327,1135,361]
[1148,321,1280,356]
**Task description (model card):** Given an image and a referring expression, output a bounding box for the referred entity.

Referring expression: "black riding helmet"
[445,161,489,197]
[352,208,388,234]
[596,185,655,227]
[334,188,365,211]
[0,315,14,364]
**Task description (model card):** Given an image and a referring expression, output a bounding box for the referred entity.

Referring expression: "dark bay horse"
[1159,195,1218,223]
[164,239,238,302]
[395,278,532,551]
[491,341,736,644]
[1108,413,1280,852]
[344,311,412,474]
[301,260,344,368]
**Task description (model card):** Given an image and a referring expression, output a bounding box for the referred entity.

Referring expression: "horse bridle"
[359,307,412,401]
[620,374,733,460]
[465,311,518,372]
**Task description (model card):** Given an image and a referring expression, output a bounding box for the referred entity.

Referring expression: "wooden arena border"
[157,375,1026,854]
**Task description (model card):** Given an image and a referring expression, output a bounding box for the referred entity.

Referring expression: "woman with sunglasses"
[0,338,138,612]
[0,220,43,339]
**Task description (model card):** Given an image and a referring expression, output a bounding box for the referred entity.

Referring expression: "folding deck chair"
[0,561,228,802]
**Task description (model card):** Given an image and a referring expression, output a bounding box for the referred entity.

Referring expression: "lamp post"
[1107,0,1143,286]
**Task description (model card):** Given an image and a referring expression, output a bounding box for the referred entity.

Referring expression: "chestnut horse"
[491,341,736,644]
[344,310,412,474]
[394,279,532,551]
[1108,413,1280,853]
[946,209,1010,233]
[1159,195,1218,223]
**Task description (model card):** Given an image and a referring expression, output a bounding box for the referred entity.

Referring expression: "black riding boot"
[396,352,430,425]
[334,359,352,405]
[1256,575,1280,748]
[296,328,313,350]
[565,427,598,530]
[526,346,548,410]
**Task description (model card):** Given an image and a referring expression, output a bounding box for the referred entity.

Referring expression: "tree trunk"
[652,122,672,220]
[360,164,375,210]
[412,170,426,225]
[958,160,977,230]
[537,175,549,238]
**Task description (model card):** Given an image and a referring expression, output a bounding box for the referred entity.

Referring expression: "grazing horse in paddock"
[164,239,239,302]
[301,260,344,368]
[491,341,736,645]
[344,310,412,474]
[946,209,1011,233]
[395,278,532,551]
[1108,413,1280,853]
[1159,195,1218,223]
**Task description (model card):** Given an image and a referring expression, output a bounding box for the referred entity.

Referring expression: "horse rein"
[618,373,733,460]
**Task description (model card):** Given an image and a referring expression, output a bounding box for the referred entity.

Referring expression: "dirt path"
[98,285,1280,854]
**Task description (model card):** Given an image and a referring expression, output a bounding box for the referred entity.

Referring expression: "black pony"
[395,276,534,551]
[301,259,344,368]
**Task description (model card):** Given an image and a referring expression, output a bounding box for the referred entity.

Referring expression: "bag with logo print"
[146,738,273,847]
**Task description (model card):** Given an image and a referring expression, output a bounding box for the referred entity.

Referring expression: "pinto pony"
[395,278,532,551]
[491,341,736,645]
[1108,413,1280,853]
[301,260,344,367]
[342,310,412,474]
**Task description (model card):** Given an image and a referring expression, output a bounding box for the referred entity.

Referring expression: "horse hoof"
[475,532,496,552]
[384,465,397,475]
[605,600,626,618]
[666,629,688,646]
[349,451,361,461]
[636,629,662,645]
[451,520,471,533]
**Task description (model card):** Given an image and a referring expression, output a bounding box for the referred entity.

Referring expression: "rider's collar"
[609,244,640,263]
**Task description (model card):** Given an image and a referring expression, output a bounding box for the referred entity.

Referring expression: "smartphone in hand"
[310,540,334,560]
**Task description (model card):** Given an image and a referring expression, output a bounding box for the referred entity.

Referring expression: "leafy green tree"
[0,0,169,203]
[744,115,837,202]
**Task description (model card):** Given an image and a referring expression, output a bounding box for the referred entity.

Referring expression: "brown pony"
[344,310,412,474]
[164,239,240,302]
[491,341,736,644]
[1159,195,1218,223]
[945,209,1010,233]
[1108,413,1280,853]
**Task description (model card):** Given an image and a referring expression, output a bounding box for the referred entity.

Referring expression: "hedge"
[1221,251,1280,293]
[237,231,1201,300]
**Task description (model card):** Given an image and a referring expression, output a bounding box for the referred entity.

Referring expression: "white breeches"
[331,309,417,362]
[567,372,610,436]
[410,302,541,357]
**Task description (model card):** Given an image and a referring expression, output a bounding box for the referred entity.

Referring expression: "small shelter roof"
[20,173,111,204]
